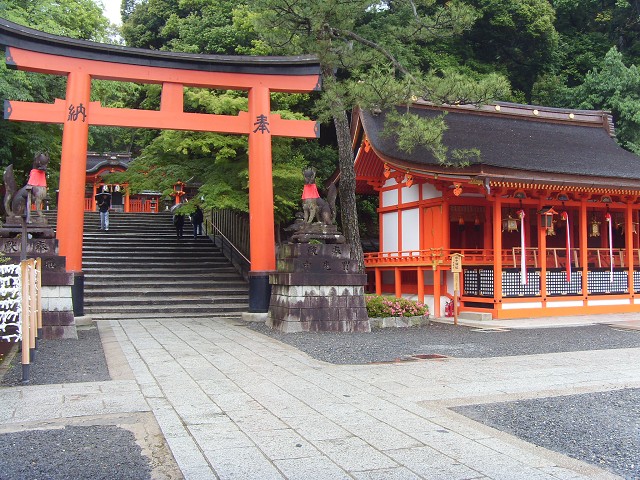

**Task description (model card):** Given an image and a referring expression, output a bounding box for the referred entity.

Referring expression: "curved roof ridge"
[0,18,320,76]
[358,103,640,182]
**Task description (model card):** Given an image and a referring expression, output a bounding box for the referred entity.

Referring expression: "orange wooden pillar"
[57,71,91,315]
[394,268,402,297]
[625,202,634,299]
[580,199,589,305]
[124,187,130,213]
[247,85,275,311]
[492,196,503,310]
[375,268,382,295]
[91,183,97,211]
[538,203,548,305]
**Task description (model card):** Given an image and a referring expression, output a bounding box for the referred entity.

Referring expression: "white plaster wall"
[588,299,630,306]
[401,208,420,253]
[402,184,420,203]
[547,300,583,308]
[422,183,442,200]
[382,188,398,207]
[502,302,544,310]
[382,211,398,252]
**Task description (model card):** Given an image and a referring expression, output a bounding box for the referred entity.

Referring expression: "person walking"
[96,188,111,231]
[173,212,185,239]
[192,205,203,239]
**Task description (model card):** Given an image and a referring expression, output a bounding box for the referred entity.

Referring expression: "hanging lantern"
[538,206,558,232]
[502,214,519,233]
[458,215,465,232]
[589,213,600,237]
[114,184,121,193]
[547,221,556,236]
[453,183,463,196]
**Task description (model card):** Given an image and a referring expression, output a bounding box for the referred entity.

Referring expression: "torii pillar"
[1,18,321,314]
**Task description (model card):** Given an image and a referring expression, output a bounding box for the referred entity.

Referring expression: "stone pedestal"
[0,236,76,339]
[268,243,370,333]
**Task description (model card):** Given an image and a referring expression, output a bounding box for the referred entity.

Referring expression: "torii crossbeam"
[0,18,322,312]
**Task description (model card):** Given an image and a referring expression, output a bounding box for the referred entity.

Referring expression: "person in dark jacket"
[96,189,111,230]
[192,205,203,239]
[173,212,185,239]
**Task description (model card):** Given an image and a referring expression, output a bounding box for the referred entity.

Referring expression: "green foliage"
[121,0,259,54]
[365,295,429,318]
[461,0,558,97]
[0,0,114,186]
[570,48,640,154]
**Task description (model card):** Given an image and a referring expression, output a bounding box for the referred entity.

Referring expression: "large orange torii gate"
[0,19,321,313]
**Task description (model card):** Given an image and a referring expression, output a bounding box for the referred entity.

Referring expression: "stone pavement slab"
[109,317,637,479]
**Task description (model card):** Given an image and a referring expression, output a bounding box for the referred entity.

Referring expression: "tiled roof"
[359,102,640,180]
[86,153,133,173]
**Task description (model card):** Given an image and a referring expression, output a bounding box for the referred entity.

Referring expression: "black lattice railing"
[463,268,494,296]
[502,269,541,297]
[588,269,628,294]
[546,269,582,296]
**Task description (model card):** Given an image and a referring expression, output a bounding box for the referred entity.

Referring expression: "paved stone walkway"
[3,316,639,479]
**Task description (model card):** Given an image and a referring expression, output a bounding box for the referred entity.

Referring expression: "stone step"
[88,311,242,321]
[82,287,249,296]
[84,295,246,306]
[52,208,252,318]
[83,270,242,278]
[457,311,494,322]
[83,303,247,315]
[82,260,231,269]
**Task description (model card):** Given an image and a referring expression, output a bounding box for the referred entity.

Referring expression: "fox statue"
[3,152,49,223]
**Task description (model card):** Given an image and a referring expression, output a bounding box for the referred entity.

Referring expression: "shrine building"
[83,152,190,213]
[352,101,640,319]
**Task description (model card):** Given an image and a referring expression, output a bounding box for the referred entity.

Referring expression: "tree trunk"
[321,65,365,272]
[333,109,365,273]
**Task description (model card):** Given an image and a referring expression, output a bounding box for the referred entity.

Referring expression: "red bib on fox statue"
[28,168,47,187]
[301,183,319,200]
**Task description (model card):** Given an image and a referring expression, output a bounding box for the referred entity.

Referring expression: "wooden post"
[451,253,463,326]
[492,197,503,307]
[375,268,382,295]
[20,260,30,383]
[35,258,42,338]
[626,202,634,298]
[580,199,588,305]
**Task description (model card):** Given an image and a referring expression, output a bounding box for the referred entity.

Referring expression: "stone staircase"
[46,211,249,320]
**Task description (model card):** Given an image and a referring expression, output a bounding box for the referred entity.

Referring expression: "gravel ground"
[0,326,160,480]
[0,425,152,480]
[248,321,640,364]
[1,325,110,386]
[454,389,640,480]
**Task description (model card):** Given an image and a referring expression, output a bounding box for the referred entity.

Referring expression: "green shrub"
[365,294,428,318]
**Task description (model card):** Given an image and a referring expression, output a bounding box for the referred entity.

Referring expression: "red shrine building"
[84,152,174,213]
[353,101,640,319]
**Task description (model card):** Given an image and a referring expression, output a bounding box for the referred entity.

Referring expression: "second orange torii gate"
[0,19,321,312]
